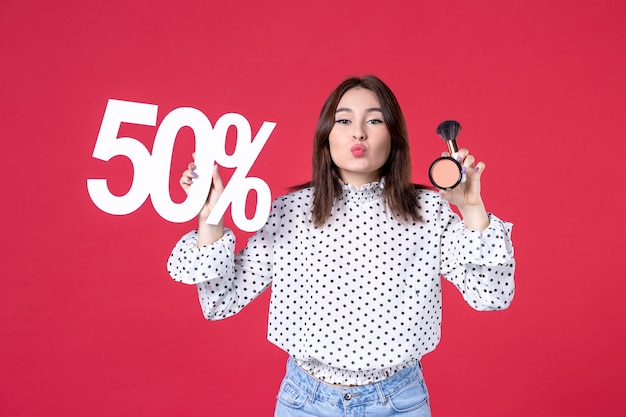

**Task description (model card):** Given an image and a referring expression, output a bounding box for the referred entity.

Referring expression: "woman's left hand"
[438,148,484,207]
[439,148,490,230]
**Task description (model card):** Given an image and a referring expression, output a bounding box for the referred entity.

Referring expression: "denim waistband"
[283,358,424,406]
[294,357,419,386]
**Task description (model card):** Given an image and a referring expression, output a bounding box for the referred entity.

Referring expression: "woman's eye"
[335,119,350,124]
[368,119,384,125]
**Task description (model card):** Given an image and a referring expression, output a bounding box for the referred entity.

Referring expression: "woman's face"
[328,87,392,187]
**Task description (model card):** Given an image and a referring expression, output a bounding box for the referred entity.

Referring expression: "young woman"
[168,75,515,416]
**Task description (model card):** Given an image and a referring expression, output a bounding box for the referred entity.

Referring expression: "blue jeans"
[274,358,431,417]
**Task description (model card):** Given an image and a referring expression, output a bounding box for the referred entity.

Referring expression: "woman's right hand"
[180,153,225,245]
[180,159,224,220]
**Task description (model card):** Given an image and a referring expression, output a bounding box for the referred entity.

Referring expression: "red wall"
[2,0,625,416]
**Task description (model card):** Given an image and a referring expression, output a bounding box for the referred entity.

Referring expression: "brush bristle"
[436,120,462,141]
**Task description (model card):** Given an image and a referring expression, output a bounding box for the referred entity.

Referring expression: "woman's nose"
[352,125,366,141]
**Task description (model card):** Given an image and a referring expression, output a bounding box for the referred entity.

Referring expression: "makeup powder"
[429,157,462,190]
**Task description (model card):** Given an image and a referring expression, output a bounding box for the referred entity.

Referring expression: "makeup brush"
[436,120,462,156]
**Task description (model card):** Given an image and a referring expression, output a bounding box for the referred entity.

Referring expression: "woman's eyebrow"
[335,107,383,113]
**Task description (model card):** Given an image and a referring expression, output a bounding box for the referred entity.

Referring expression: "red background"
[2,0,625,416]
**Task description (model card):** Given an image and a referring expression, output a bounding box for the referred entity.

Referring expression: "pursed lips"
[350,144,366,157]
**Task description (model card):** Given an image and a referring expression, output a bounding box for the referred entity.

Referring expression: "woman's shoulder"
[271,187,313,211]
[413,186,452,215]
[415,186,437,196]
[414,186,441,204]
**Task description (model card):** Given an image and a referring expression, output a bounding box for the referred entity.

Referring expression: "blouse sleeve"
[167,222,275,320]
[439,202,516,311]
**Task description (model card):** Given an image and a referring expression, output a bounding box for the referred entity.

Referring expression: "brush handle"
[442,121,465,184]
[446,139,459,155]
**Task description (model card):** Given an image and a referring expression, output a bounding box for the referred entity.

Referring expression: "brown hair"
[293,75,424,227]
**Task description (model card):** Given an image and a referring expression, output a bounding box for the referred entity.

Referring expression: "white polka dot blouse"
[168,180,515,386]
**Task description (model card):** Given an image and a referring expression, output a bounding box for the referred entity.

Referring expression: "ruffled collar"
[339,177,385,203]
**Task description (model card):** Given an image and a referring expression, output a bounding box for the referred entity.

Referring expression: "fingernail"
[461,167,467,174]
[214,164,219,171]
[474,166,480,172]
[190,171,198,178]
[188,163,196,170]
[457,156,462,162]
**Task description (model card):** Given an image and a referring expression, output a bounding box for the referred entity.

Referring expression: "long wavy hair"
[294,75,424,227]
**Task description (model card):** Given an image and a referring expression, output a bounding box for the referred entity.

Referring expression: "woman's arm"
[168,155,275,319]
[437,148,516,310]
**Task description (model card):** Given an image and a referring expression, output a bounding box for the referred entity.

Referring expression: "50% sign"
[87,99,276,232]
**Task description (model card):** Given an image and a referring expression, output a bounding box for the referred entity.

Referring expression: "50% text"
[87,99,276,232]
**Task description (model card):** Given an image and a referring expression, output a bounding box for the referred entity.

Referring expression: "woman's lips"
[351,144,366,157]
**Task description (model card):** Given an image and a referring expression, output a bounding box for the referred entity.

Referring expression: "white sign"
[87,99,276,232]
